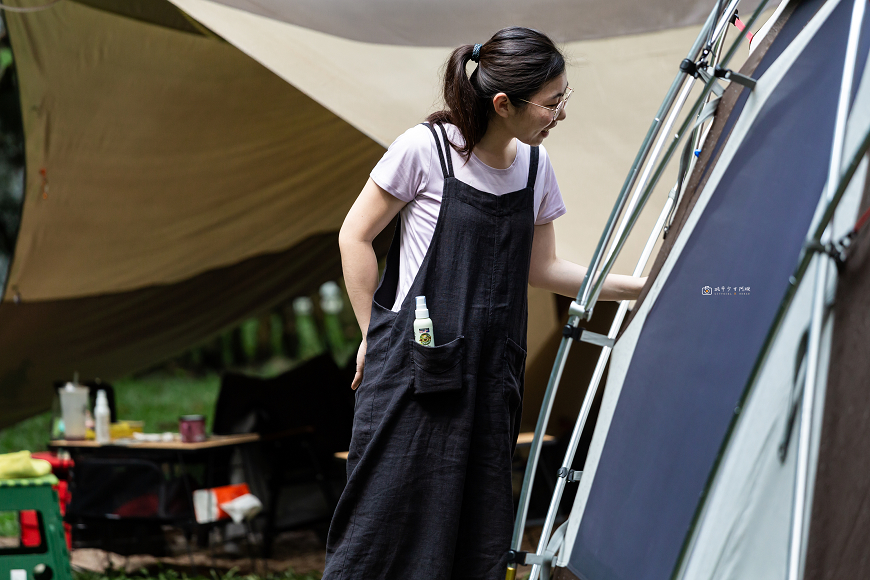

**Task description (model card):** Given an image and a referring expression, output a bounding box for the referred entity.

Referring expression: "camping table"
[49,433,259,451]
[49,433,261,551]
[49,433,260,496]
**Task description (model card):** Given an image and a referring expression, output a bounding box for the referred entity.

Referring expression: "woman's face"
[512,72,570,146]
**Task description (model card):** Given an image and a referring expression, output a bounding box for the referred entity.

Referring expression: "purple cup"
[179,415,206,443]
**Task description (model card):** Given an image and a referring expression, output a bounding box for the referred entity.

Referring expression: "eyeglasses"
[517,86,573,122]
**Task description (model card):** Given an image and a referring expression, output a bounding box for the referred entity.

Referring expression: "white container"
[59,382,89,440]
[413,296,435,348]
[94,389,111,443]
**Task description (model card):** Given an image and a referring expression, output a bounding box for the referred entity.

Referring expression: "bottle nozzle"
[415,296,429,319]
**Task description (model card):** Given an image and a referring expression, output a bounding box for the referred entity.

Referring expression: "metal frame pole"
[572,0,740,321]
[568,4,724,323]
[786,1,865,578]
[574,0,769,322]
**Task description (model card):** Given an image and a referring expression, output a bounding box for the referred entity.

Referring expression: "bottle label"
[416,328,432,346]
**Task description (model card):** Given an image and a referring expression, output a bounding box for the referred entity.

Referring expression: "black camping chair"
[213,353,355,556]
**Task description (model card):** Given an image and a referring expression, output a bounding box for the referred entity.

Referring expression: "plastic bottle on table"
[94,389,111,444]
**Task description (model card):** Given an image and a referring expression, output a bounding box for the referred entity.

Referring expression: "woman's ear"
[491,93,512,118]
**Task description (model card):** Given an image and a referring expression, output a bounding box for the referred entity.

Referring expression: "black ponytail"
[427,27,566,161]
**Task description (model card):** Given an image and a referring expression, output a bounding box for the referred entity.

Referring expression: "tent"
[0,0,760,433]
[506,0,870,578]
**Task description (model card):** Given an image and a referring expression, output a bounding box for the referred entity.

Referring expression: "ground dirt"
[69,526,546,577]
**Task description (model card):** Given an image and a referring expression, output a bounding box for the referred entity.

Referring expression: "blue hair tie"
[471,43,482,62]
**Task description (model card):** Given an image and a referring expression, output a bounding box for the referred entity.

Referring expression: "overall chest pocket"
[409,336,465,395]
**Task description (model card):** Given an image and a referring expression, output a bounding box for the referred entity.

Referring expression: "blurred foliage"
[0,412,51,454]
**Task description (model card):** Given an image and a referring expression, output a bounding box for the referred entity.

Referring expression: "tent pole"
[572,0,740,322]
[507,4,720,557]
[528,189,676,580]
[506,1,758,571]
[574,0,770,323]
[786,1,865,578]
[527,62,724,577]
[565,2,724,325]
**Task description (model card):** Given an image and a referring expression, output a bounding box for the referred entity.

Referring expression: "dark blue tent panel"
[568,1,870,579]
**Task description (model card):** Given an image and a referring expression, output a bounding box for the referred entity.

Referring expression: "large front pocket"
[409,336,465,395]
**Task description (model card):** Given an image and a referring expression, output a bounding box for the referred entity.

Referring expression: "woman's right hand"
[339,178,405,391]
[351,339,367,390]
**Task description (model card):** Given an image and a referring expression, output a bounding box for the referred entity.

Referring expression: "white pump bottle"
[414,296,435,348]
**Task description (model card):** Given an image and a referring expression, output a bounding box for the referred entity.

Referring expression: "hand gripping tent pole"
[506,2,719,558]
[786,0,866,578]
[570,0,742,323]
[570,0,770,324]
[505,1,768,576]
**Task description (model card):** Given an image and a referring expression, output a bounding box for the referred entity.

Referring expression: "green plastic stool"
[0,475,72,580]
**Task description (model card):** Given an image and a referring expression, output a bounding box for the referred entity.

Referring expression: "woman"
[325,27,644,580]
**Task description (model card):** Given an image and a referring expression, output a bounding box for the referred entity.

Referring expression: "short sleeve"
[370,124,433,203]
[535,145,567,225]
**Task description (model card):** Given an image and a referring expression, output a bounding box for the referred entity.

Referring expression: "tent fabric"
[558,0,818,567]
[804,176,870,575]
[3,0,385,302]
[557,1,868,578]
[619,0,809,336]
[672,50,870,580]
[200,0,762,46]
[679,70,870,580]
[168,0,713,276]
[71,0,208,34]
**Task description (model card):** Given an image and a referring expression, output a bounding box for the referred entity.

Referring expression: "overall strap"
[527,146,540,189]
[422,122,454,178]
[436,123,455,178]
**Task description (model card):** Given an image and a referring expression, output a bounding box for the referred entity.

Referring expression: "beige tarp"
[0,0,756,430]
[3,0,383,302]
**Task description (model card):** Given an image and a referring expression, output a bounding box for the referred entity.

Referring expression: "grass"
[112,373,221,434]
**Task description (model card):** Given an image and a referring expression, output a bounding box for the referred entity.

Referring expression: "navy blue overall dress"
[324,122,538,580]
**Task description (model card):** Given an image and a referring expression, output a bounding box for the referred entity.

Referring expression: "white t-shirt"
[370,123,567,311]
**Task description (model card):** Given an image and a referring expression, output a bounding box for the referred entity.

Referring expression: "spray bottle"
[414,296,435,347]
[94,389,111,444]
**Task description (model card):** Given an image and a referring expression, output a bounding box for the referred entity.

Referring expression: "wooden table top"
[49,432,260,451]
